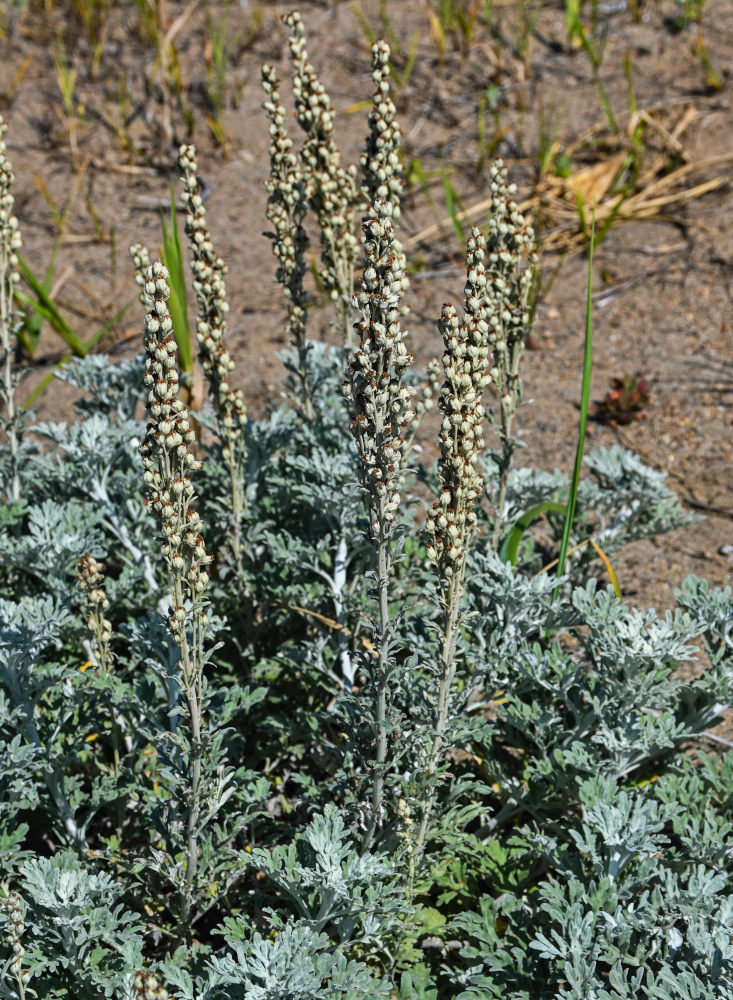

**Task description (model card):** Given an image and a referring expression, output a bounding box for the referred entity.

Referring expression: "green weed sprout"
[553,218,595,597]
[12,169,130,405]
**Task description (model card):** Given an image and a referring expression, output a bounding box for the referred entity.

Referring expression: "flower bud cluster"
[178,144,246,437]
[134,971,169,1000]
[411,356,442,433]
[261,64,309,375]
[283,11,360,314]
[138,262,211,643]
[426,228,491,579]
[77,553,113,672]
[361,39,408,317]
[0,118,21,292]
[129,242,152,307]
[485,158,537,425]
[1,893,30,989]
[0,115,23,504]
[361,40,402,219]
[344,200,414,535]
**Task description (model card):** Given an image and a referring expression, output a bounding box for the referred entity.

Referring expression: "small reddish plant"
[592,372,650,424]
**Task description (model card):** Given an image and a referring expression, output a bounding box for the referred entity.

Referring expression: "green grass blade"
[22,360,70,408]
[160,192,193,375]
[16,255,87,356]
[21,297,135,409]
[564,0,581,42]
[399,29,420,89]
[440,165,465,246]
[553,219,595,597]
[499,500,567,565]
[351,2,376,47]
[81,297,136,353]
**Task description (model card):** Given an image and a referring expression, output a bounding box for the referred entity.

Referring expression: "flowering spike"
[178,144,248,569]
[484,158,538,548]
[361,40,403,217]
[178,143,245,434]
[77,553,114,675]
[283,10,361,340]
[0,115,23,503]
[426,228,492,581]
[344,200,414,539]
[261,64,311,418]
[138,261,211,646]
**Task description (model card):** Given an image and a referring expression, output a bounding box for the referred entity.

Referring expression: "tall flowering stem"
[361,41,403,218]
[344,197,414,852]
[361,39,409,313]
[77,554,114,677]
[485,159,538,549]
[1,894,30,1000]
[178,144,247,570]
[134,971,170,1000]
[0,116,23,503]
[416,228,492,857]
[138,261,212,942]
[77,553,127,829]
[261,65,312,420]
[129,242,152,305]
[283,11,361,344]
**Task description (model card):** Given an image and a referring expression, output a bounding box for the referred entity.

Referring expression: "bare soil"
[2,0,732,618]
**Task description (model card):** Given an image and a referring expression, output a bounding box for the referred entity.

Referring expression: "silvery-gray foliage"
[246,805,404,945]
[4,853,144,996]
[174,921,391,1000]
[0,13,731,1000]
[55,354,143,420]
[482,445,691,580]
[578,445,694,552]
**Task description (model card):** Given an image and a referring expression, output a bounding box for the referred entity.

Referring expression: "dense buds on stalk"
[415,228,492,858]
[345,37,413,534]
[361,39,408,311]
[341,33,412,852]
[1,893,30,990]
[261,64,311,411]
[178,145,247,572]
[178,144,245,435]
[361,40,402,216]
[426,229,491,581]
[344,201,414,538]
[484,158,537,547]
[411,357,441,433]
[77,554,113,674]
[0,122,20,292]
[134,971,170,1000]
[129,242,152,306]
[0,115,23,503]
[283,11,360,326]
[485,158,537,426]
[138,262,211,643]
